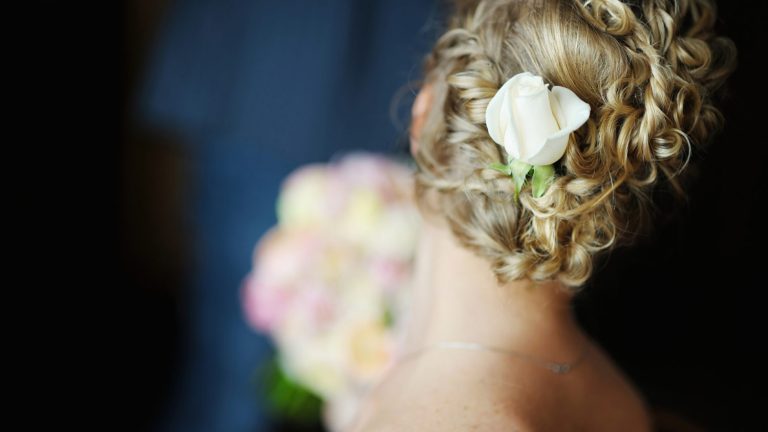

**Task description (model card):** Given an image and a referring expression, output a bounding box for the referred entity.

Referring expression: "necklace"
[393,340,590,375]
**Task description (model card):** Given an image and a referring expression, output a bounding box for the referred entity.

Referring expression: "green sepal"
[531,164,555,198]
[488,162,512,175]
[509,159,533,201]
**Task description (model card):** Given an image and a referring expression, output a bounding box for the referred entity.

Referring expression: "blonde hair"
[412,0,737,291]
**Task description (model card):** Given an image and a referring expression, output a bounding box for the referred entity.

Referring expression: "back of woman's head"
[412,0,737,291]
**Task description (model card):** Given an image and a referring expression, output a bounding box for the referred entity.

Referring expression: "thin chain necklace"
[393,339,590,375]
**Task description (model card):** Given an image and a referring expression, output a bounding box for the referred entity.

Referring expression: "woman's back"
[348,335,653,431]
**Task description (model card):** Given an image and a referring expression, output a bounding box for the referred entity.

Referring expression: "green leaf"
[488,162,512,175]
[509,159,533,201]
[531,164,555,198]
[255,356,323,424]
[382,303,394,327]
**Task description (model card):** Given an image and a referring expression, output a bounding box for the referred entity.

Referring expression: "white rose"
[485,72,591,166]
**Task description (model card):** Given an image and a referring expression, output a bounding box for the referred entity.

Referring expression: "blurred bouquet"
[240,152,421,432]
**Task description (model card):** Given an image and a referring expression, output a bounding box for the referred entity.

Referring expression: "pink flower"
[334,152,415,203]
[240,151,422,418]
[251,228,322,286]
[240,271,295,333]
[369,257,407,293]
[299,282,339,330]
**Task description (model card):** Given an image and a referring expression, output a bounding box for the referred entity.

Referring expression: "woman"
[347,0,736,430]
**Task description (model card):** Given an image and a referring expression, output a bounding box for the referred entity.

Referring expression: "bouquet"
[240,151,421,431]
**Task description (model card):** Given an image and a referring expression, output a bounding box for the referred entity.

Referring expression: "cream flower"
[485,72,591,166]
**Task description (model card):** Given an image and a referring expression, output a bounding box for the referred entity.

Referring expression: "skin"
[344,84,654,432]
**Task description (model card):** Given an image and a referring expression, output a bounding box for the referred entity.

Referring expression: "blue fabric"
[134,1,444,430]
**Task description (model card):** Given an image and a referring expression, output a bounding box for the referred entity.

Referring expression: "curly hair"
[411,0,737,291]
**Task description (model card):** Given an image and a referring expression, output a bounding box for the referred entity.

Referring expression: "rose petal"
[516,73,545,96]
[485,72,530,146]
[512,84,561,162]
[503,118,521,161]
[500,83,516,146]
[548,91,564,129]
[485,84,505,145]
[526,133,569,166]
[551,85,591,132]
[526,86,591,166]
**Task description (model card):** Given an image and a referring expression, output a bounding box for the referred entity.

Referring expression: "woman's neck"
[396,214,588,364]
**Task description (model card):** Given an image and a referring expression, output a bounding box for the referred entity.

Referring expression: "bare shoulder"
[581,341,655,431]
[347,352,531,432]
[350,373,527,432]
[349,340,653,432]
[499,340,654,432]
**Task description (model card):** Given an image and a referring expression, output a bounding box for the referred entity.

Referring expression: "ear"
[410,83,433,157]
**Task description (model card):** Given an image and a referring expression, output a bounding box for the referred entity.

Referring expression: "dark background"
[97,0,767,430]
